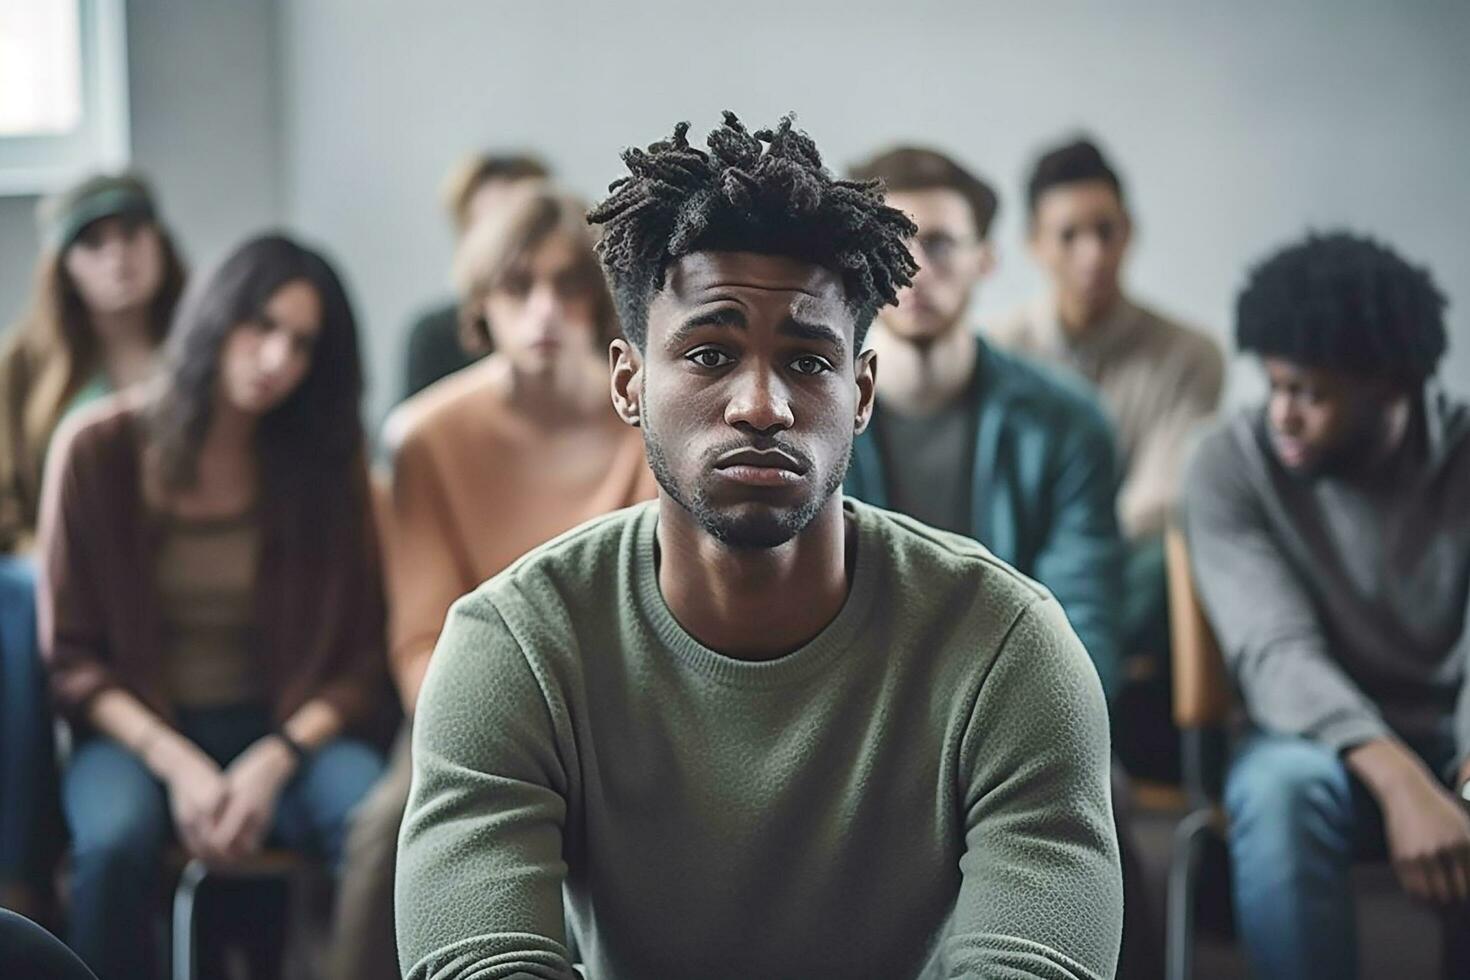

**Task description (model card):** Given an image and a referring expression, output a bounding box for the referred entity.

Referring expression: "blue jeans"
[0,554,63,890]
[63,703,383,980]
[1225,729,1463,979]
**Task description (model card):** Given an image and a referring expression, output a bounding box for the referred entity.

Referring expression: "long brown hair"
[0,216,185,549]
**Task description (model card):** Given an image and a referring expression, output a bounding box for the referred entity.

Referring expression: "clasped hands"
[149,734,299,865]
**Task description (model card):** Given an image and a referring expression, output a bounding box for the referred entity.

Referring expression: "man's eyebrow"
[780,316,846,356]
[667,307,747,347]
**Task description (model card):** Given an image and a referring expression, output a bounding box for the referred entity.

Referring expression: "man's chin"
[699,504,805,550]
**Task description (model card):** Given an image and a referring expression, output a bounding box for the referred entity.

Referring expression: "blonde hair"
[439,152,550,233]
[451,184,617,352]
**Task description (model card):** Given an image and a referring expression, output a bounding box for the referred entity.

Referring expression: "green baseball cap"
[38,172,159,252]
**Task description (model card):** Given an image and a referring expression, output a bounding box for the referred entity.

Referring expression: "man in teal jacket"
[845,147,1124,698]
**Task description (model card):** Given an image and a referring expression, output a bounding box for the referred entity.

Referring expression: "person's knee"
[1226,737,1353,856]
[65,748,167,869]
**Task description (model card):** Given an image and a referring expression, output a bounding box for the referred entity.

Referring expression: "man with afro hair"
[1183,230,1470,978]
[396,112,1122,980]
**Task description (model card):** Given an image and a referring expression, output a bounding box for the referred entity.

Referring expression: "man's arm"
[1181,432,1389,749]
[1032,405,1125,701]
[396,597,575,980]
[947,597,1122,979]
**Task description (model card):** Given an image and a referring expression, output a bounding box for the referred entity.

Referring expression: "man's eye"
[790,355,832,376]
[687,349,733,369]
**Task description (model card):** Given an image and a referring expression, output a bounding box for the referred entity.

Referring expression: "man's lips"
[713,447,808,487]
[1274,435,1310,466]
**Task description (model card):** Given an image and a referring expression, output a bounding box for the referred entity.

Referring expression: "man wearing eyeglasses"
[845,145,1153,977]
[846,146,1124,699]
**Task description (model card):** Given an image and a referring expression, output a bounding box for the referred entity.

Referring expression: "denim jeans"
[0,554,63,890]
[62,702,383,980]
[1225,729,1465,979]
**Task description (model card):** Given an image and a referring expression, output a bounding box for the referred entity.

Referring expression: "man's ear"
[609,338,644,427]
[975,240,998,280]
[854,348,878,435]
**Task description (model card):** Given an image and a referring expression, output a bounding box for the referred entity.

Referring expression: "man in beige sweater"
[331,185,656,980]
[989,137,1223,780]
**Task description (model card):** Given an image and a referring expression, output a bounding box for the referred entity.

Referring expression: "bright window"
[0,0,128,196]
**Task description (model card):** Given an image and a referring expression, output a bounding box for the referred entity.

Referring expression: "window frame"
[0,0,129,197]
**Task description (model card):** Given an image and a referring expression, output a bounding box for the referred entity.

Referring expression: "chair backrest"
[1164,525,1232,730]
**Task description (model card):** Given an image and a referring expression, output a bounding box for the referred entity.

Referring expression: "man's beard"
[643,422,849,550]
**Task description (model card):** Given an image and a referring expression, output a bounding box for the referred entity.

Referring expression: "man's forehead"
[661,251,848,311]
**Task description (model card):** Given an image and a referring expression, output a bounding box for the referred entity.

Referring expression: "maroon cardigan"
[37,396,391,735]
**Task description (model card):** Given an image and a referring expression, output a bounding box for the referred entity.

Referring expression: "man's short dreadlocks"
[587,112,918,350]
[1236,231,1448,388]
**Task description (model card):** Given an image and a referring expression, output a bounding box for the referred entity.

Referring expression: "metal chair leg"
[171,858,209,980]
[1166,808,1217,980]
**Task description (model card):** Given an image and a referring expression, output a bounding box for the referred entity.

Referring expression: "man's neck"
[495,352,610,428]
[655,494,854,661]
[1055,289,1123,341]
[868,321,977,418]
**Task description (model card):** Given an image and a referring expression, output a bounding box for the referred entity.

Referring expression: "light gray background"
[3,0,1467,431]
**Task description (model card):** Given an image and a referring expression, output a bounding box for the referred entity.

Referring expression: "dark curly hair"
[1026,137,1125,216]
[587,111,918,350]
[1236,231,1447,387]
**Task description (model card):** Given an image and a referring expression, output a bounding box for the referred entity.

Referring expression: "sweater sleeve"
[385,425,479,713]
[1181,431,1390,751]
[1117,337,1224,539]
[1031,403,1125,701]
[946,597,1122,979]
[35,414,119,718]
[396,594,577,980]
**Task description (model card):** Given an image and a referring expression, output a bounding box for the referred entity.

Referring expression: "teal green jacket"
[846,339,1125,698]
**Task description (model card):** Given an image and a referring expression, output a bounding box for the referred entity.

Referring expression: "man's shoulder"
[852,498,1053,614]
[1183,408,1265,498]
[980,342,1113,442]
[383,360,501,458]
[1130,301,1224,377]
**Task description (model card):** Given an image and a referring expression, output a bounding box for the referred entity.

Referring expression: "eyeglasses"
[912,232,980,272]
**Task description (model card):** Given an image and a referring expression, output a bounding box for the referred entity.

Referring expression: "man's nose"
[724,364,794,434]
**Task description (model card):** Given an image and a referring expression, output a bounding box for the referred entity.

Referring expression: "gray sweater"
[1182,389,1470,777]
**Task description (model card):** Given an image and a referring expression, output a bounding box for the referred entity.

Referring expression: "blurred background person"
[399,151,551,399]
[1184,231,1470,979]
[989,137,1224,783]
[37,234,389,980]
[846,145,1162,979]
[333,185,655,980]
[0,173,185,924]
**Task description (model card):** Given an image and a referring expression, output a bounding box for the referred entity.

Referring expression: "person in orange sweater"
[331,183,656,980]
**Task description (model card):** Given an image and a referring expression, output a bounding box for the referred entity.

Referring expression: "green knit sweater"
[397,499,1121,980]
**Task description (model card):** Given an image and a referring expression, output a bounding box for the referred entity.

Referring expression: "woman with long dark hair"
[0,173,184,920]
[37,234,388,979]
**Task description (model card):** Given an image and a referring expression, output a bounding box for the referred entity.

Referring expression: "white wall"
[4,1,1466,431]
[277,0,1470,427]
[0,0,282,329]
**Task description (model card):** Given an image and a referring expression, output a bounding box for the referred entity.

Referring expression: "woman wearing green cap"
[0,172,185,922]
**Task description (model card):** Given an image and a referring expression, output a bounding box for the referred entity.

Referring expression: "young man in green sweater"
[396,113,1123,980]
